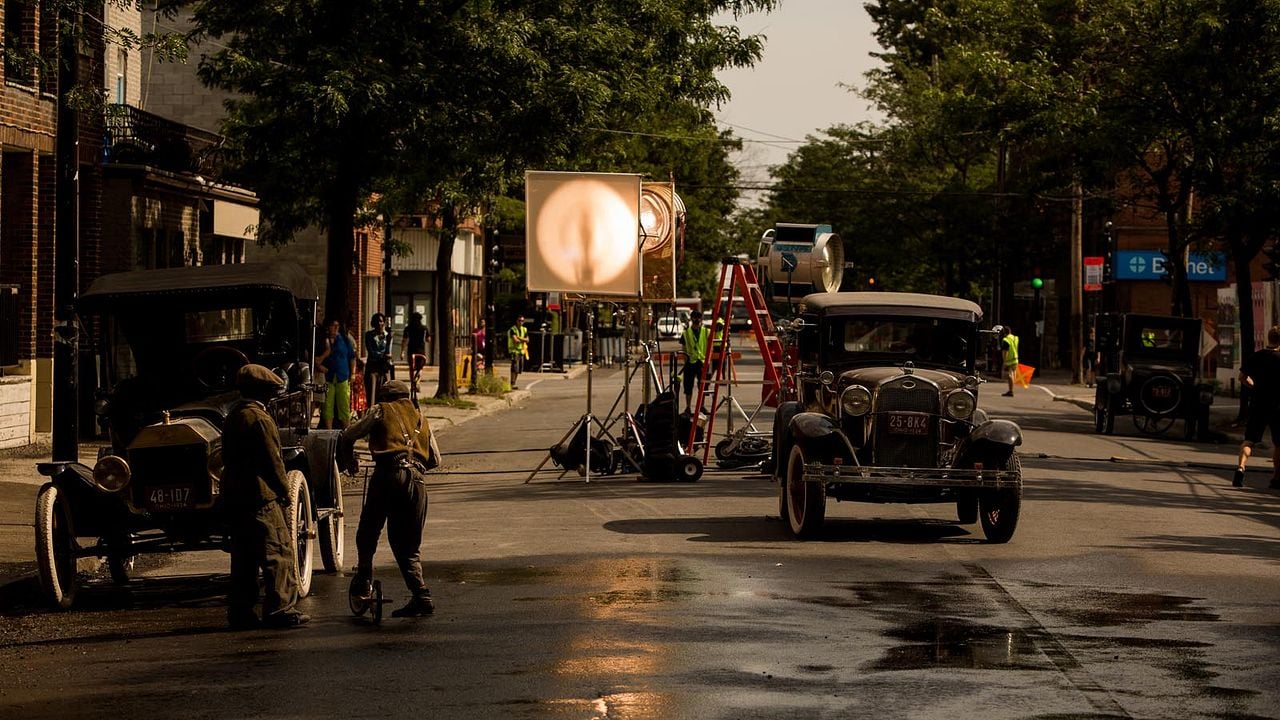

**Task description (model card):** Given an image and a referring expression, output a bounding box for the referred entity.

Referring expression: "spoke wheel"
[317,461,346,573]
[784,445,825,539]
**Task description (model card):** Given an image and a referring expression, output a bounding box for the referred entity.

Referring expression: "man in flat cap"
[221,364,309,629]
[339,379,441,617]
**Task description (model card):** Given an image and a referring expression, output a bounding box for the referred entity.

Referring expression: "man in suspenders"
[339,380,442,617]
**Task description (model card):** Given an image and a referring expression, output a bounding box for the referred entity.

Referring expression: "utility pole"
[1070,179,1084,385]
[52,9,81,462]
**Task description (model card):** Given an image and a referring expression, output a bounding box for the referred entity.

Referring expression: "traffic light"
[1264,241,1280,281]
[1031,276,1044,290]
[867,276,877,288]
[1102,221,1115,282]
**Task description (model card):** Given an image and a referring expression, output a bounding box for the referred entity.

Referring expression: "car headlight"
[841,385,872,417]
[92,455,131,492]
[945,390,976,419]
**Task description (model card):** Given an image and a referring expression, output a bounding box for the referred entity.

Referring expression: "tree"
[193,0,777,397]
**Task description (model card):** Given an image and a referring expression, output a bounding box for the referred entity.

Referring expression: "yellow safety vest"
[1002,334,1019,367]
[682,326,709,363]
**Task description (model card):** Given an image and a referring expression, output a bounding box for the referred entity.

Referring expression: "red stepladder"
[686,258,792,463]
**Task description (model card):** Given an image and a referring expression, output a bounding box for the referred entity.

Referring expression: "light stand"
[525,301,629,484]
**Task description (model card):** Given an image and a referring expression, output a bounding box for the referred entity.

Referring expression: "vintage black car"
[34,262,346,609]
[1093,312,1212,439]
[772,292,1023,542]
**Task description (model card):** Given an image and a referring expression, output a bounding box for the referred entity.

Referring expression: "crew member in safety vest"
[681,310,710,412]
[1001,326,1019,397]
[339,380,442,618]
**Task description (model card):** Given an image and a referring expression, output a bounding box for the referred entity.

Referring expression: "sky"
[713,1,886,202]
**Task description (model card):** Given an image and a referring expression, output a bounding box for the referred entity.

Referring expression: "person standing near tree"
[1000,326,1019,397]
[1232,324,1280,489]
[316,317,356,429]
[364,313,394,406]
[508,315,529,388]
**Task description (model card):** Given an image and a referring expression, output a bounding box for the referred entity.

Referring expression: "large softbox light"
[526,171,643,297]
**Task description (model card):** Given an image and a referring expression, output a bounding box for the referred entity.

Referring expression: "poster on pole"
[1084,256,1104,291]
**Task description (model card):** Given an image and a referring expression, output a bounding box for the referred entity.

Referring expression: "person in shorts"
[1232,324,1280,489]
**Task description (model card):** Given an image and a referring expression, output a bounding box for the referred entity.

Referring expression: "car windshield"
[101,295,299,389]
[823,315,972,369]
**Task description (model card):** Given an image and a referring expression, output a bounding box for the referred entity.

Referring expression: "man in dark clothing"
[222,364,309,629]
[1233,324,1280,489]
[339,380,441,617]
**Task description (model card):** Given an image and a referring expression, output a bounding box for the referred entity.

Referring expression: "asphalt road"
[0,355,1277,719]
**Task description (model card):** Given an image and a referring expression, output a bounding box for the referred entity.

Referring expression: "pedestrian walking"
[340,380,441,617]
[508,315,529,388]
[222,364,309,629]
[1000,326,1019,396]
[681,310,710,412]
[1083,326,1098,388]
[400,312,432,390]
[1232,324,1280,489]
[316,317,357,429]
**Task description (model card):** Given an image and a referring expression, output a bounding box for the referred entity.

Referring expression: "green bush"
[473,371,511,396]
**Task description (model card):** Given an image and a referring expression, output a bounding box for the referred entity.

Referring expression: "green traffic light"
[1031,278,1044,290]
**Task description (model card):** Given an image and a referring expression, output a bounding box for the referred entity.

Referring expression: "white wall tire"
[785,445,826,539]
[34,484,79,610]
[285,470,315,598]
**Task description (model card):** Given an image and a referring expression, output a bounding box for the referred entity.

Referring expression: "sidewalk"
[0,362,587,594]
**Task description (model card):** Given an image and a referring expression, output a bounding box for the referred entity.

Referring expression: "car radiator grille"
[874,381,939,468]
[128,444,213,507]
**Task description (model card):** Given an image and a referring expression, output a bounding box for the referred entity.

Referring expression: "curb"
[1041,385,1244,444]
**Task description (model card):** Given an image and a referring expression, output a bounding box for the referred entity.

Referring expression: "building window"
[4,0,38,85]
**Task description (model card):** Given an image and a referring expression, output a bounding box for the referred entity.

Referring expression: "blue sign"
[1114,250,1226,282]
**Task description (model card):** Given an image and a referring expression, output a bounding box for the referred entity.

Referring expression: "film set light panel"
[525,171,643,297]
[756,223,845,301]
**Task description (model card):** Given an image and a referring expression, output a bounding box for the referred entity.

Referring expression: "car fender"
[787,412,856,465]
[955,418,1022,468]
[770,401,803,481]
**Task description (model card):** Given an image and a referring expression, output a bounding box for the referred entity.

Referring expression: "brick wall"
[0,151,37,362]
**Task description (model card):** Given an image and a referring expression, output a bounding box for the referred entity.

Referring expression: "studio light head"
[756,223,845,301]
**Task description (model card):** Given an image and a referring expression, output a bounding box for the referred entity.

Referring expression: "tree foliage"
[192,0,776,396]
[766,0,1280,336]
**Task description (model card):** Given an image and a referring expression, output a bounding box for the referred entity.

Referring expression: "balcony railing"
[103,104,230,179]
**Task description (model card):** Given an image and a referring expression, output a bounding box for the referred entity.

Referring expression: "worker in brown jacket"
[339,379,440,617]
[221,364,309,629]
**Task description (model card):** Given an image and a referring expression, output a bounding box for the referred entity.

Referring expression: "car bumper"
[800,462,1020,489]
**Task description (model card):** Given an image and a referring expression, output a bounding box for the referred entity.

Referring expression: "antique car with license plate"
[771,292,1024,542]
[33,262,347,609]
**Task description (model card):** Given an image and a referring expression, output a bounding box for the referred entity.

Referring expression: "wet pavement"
[0,353,1277,718]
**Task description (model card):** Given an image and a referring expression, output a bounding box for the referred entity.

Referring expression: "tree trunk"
[434,202,459,399]
[324,191,358,326]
